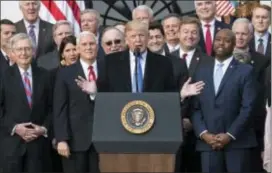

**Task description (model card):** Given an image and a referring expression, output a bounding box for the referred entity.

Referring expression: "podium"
[92,93,183,172]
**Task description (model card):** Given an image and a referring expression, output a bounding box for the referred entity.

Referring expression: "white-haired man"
[15,0,55,59]
[80,9,104,58]
[132,5,154,25]
[0,33,52,172]
[53,31,102,173]
[232,17,270,172]
[37,20,73,70]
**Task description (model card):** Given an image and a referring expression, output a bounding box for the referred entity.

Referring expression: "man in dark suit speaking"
[191,29,258,172]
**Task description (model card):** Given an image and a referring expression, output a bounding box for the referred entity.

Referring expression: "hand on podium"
[180,77,205,101]
[75,76,97,95]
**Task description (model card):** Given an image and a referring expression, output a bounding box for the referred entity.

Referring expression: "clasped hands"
[202,132,232,150]
[15,122,46,142]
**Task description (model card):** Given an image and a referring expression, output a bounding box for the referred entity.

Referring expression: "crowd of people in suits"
[0,0,271,173]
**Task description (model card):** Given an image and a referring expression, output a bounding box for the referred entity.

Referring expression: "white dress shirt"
[254,31,269,54]
[201,19,216,42]
[179,48,196,68]
[24,19,40,44]
[80,59,98,100]
[200,56,236,140]
[166,43,180,53]
[129,50,147,89]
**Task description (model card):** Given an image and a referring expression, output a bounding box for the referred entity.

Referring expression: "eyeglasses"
[105,39,121,46]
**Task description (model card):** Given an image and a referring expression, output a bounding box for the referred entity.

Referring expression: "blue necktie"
[133,54,143,93]
[214,63,224,94]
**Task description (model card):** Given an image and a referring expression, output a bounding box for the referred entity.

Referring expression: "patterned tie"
[23,71,32,108]
[88,65,96,81]
[257,38,264,55]
[133,54,143,93]
[214,63,224,94]
[205,24,212,56]
[28,24,36,47]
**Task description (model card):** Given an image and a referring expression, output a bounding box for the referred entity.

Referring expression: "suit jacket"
[0,51,9,77]
[249,33,271,58]
[15,19,55,59]
[98,49,176,92]
[0,64,52,157]
[247,51,270,149]
[192,58,258,151]
[37,49,60,71]
[171,47,213,78]
[53,60,104,152]
[199,20,230,56]
[266,65,271,106]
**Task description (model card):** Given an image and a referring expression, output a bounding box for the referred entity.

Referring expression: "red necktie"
[205,24,212,56]
[88,66,96,81]
[182,53,187,59]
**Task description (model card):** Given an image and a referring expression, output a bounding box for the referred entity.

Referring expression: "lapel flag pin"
[196,57,200,61]
[251,60,254,64]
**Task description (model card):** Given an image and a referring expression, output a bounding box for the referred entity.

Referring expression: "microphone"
[133,47,141,92]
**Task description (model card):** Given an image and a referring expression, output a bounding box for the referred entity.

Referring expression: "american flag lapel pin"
[251,60,254,64]
[196,57,200,61]
[217,27,221,31]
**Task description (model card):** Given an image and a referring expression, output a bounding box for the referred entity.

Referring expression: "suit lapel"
[215,59,237,98]
[265,33,271,57]
[207,60,216,98]
[31,65,41,108]
[120,51,132,92]
[18,20,27,33]
[13,65,31,109]
[37,20,48,56]
[188,49,201,77]
[143,51,155,91]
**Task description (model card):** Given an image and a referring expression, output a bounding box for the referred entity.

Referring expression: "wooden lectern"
[92,93,183,172]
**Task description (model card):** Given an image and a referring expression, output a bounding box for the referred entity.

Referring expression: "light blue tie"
[133,54,143,93]
[214,63,224,94]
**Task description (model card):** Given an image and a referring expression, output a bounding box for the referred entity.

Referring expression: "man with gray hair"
[37,20,73,70]
[0,33,52,172]
[132,5,154,25]
[80,9,104,58]
[15,0,55,59]
[232,17,270,172]
[54,31,102,173]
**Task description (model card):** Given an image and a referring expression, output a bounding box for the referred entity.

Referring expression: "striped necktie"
[23,71,32,108]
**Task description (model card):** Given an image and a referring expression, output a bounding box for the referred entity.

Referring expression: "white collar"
[129,49,147,61]
[215,56,233,66]
[200,18,216,27]
[80,58,97,69]
[254,31,269,40]
[24,18,40,29]
[1,49,7,57]
[179,47,196,57]
[18,65,32,77]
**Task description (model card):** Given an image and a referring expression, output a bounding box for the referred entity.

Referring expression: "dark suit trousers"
[2,151,42,173]
[201,149,251,173]
[175,131,201,172]
[62,145,100,173]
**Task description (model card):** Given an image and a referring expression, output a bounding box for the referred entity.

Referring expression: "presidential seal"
[121,100,155,134]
